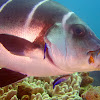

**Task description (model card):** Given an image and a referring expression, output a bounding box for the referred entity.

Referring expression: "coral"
[80,72,100,100]
[0,90,17,100]
[17,83,33,99]
[21,95,30,100]
[79,72,94,99]
[79,84,92,97]
[80,72,94,87]
[82,86,100,100]
[0,72,83,100]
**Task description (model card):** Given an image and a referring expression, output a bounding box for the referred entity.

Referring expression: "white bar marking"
[0,0,12,12]
[62,12,74,28]
[24,0,49,28]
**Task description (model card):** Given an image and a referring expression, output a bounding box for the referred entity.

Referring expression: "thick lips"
[87,48,100,64]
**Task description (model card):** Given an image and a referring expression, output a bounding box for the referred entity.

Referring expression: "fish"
[52,75,70,89]
[0,0,100,87]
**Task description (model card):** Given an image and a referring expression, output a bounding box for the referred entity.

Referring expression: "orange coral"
[82,86,100,100]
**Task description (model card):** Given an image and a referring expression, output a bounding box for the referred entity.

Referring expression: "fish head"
[46,12,100,73]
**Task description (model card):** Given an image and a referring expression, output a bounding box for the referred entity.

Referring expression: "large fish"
[0,0,100,87]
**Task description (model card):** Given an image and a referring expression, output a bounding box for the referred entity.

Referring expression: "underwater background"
[0,0,100,100]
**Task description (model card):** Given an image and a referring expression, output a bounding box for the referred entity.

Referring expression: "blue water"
[54,0,100,39]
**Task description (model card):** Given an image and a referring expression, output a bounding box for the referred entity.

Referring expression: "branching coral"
[0,72,83,100]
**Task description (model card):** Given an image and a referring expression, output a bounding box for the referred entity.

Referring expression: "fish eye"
[71,24,86,37]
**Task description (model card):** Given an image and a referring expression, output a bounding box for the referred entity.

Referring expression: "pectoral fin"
[0,68,27,87]
[0,34,34,56]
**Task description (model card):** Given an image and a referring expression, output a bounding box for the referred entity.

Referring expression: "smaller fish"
[53,75,70,89]
[87,48,100,64]
[89,55,94,64]
[44,43,47,59]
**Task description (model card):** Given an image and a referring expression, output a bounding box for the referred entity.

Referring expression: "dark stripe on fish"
[0,0,68,28]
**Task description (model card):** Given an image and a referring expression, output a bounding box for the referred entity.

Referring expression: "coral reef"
[80,72,94,87]
[79,72,94,99]
[79,72,100,100]
[0,72,83,100]
[82,86,100,100]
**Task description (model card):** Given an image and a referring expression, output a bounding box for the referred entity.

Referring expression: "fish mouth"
[87,48,100,64]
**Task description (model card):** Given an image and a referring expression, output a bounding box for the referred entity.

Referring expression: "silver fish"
[0,0,100,87]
